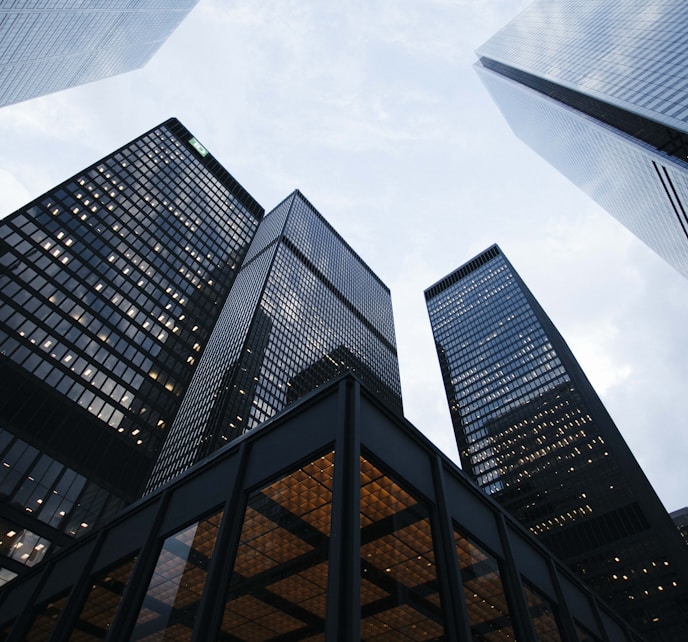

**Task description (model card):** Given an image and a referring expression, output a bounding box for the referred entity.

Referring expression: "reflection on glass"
[131,510,223,641]
[523,582,562,641]
[360,456,445,640]
[24,594,69,642]
[454,529,515,640]
[69,555,137,640]
[221,452,334,641]
[575,622,601,642]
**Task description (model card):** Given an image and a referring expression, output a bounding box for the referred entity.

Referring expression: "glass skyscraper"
[0,118,263,583]
[0,1,198,107]
[147,190,403,492]
[475,0,688,279]
[425,245,688,640]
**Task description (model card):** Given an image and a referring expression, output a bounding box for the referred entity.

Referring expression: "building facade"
[147,190,403,492]
[670,507,688,545]
[0,118,263,583]
[0,1,198,107]
[475,0,688,279]
[0,376,643,641]
[425,245,688,640]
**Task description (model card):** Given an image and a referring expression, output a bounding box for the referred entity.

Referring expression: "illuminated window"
[221,452,335,640]
[454,528,515,639]
[22,593,69,641]
[73,555,137,640]
[359,456,446,639]
[523,582,563,640]
[131,510,223,640]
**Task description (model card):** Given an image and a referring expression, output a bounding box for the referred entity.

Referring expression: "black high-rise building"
[425,245,688,640]
[0,119,263,583]
[147,190,403,492]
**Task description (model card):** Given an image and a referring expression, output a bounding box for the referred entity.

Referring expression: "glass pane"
[69,555,137,641]
[454,529,516,640]
[24,594,69,642]
[0,566,18,587]
[523,583,562,641]
[575,622,601,642]
[359,456,446,640]
[132,509,223,641]
[221,451,335,641]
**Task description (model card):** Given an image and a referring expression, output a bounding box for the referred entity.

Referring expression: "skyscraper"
[425,245,688,640]
[475,0,688,279]
[0,118,263,583]
[147,190,403,491]
[0,1,198,108]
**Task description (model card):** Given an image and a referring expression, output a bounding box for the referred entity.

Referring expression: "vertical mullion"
[324,377,361,641]
[191,441,251,642]
[496,513,538,641]
[104,491,171,641]
[430,455,471,641]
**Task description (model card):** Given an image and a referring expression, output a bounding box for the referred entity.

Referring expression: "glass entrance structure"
[0,376,641,641]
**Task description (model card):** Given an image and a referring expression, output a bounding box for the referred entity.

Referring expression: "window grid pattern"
[0,1,198,107]
[0,123,258,454]
[477,0,688,130]
[0,428,126,569]
[0,120,261,577]
[475,63,688,278]
[426,247,688,636]
[147,191,402,491]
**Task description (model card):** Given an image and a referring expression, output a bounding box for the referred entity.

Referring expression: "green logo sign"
[189,137,209,157]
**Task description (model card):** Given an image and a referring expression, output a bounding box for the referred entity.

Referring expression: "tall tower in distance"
[475,0,688,279]
[425,245,688,641]
[0,118,263,583]
[147,190,403,492]
[0,1,198,108]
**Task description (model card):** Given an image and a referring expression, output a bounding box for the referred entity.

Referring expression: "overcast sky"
[1,1,687,513]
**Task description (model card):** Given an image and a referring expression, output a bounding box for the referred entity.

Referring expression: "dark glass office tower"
[425,245,688,640]
[475,0,688,279]
[147,190,403,491]
[0,1,199,107]
[0,118,263,583]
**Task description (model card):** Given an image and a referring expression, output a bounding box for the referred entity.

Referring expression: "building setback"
[146,190,403,492]
[0,1,198,108]
[425,245,688,641]
[0,376,644,641]
[474,0,688,279]
[0,118,263,583]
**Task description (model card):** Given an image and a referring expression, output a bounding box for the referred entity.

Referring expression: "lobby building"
[475,0,688,279]
[0,1,198,107]
[0,118,263,582]
[0,376,643,641]
[425,245,688,640]
[146,190,403,492]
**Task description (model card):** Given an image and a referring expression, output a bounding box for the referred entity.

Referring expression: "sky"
[1,1,687,513]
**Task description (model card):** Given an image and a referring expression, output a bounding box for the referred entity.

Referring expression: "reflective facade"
[425,246,688,640]
[0,376,641,641]
[0,118,263,582]
[147,191,403,492]
[0,1,198,107]
[475,0,688,279]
